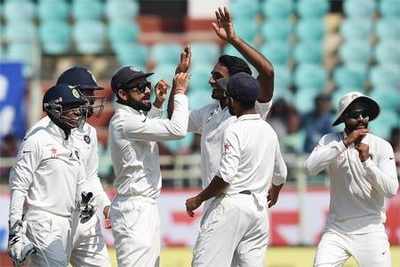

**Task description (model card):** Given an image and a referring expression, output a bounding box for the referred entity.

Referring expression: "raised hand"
[154,80,169,108]
[174,72,189,95]
[212,7,237,43]
[176,45,191,74]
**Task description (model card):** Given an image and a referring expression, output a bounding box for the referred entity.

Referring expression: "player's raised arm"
[213,6,274,103]
[168,45,191,119]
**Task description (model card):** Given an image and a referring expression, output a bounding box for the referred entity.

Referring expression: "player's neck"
[236,108,256,118]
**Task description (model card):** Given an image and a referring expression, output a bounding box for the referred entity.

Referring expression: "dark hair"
[218,55,252,75]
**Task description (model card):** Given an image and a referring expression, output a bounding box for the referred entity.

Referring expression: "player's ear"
[117,89,128,101]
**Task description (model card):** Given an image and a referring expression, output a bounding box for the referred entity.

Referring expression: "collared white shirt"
[108,94,189,199]
[305,132,399,234]
[189,101,272,188]
[24,116,111,211]
[9,120,85,224]
[217,114,287,196]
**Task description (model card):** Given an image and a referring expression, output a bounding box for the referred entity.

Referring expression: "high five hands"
[212,7,238,43]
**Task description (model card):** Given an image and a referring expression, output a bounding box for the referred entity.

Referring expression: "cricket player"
[8,84,89,266]
[305,92,399,267]
[186,72,287,266]
[108,65,190,266]
[168,7,280,210]
[56,67,111,267]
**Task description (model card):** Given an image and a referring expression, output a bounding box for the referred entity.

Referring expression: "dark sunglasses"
[129,80,151,93]
[346,110,369,119]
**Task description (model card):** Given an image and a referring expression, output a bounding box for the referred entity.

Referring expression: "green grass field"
[108,246,400,267]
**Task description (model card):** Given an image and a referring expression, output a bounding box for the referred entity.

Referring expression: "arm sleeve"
[216,128,240,184]
[81,130,110,210]
[124,94,189,142]
[147,105,163,119]
[362,142,399,198]
[305,134,347,176]
[272,141,287,186]
[9,139,40,226]
[255,100,272,120]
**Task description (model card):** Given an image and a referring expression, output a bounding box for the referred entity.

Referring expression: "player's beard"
[126,94,152,112]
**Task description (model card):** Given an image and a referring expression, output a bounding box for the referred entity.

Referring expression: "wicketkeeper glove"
[79,191,96,224]
[8,220,36,266]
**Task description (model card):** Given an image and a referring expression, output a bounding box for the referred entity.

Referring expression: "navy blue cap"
[227,72,260,104]
[111,66,153,93]
[43,83,87,111]
[57,66,103,90]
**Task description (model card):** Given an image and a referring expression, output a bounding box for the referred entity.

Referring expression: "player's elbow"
[169,125,187,139]
[260,63,274,79]
[304,160,318,177]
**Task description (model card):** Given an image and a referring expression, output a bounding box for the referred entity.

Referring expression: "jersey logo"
[84,135,91,144]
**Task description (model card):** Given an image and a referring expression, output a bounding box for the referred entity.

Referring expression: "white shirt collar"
[237,113,261,121]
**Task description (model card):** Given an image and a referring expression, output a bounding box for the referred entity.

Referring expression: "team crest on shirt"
[84,135,91,144]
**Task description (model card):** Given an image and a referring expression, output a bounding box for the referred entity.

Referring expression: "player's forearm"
[9,189,26,227]
[363,159,399,198]
[305,141,347,176]
[197,176,229,202]
[167,80,176,119]
[273,144,287,185]
[229,37,274,102]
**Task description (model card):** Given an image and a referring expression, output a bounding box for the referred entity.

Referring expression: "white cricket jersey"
[217,114,287,197]
[25,117,111,211]
[9,120,85,224]
[305,132,399,234]
[108,94,189,199]
[189,101,272,188]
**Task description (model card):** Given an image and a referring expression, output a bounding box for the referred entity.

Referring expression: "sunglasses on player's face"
[346,110,369,120]
[128,80,151,93]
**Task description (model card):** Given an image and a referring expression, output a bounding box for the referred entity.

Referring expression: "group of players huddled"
[8,7,398,267]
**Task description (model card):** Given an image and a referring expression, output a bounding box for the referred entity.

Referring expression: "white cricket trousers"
[314,230,391,267]
[192,194,269,267]
[110,195,160,267]
[24,209,73,267]
[70,214,111,267]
